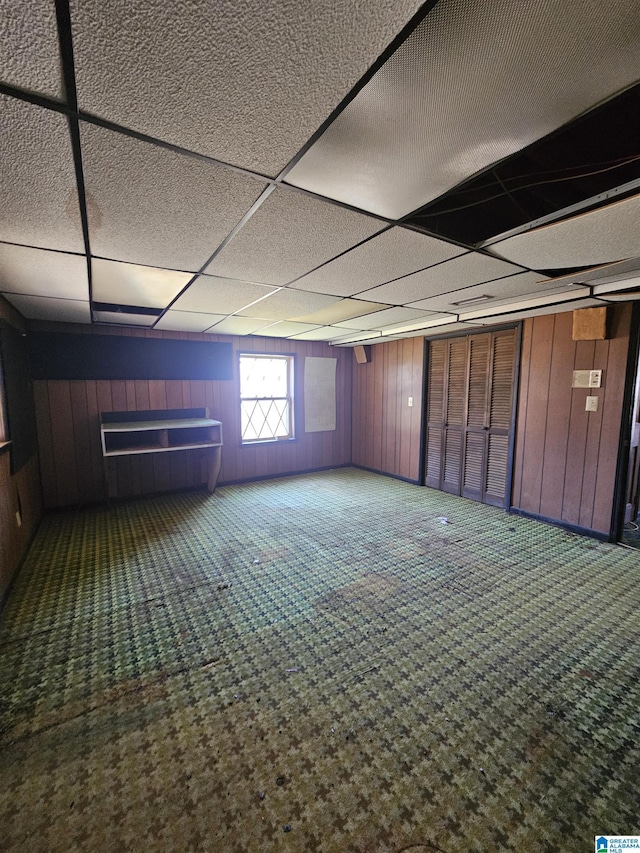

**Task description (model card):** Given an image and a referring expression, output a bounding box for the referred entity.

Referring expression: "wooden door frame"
[420,321,522,510]
[611,301,640,541]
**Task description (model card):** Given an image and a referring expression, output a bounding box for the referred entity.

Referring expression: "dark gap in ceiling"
[92,303,163,316]
[405,84,640,246]
[535,265,602,279]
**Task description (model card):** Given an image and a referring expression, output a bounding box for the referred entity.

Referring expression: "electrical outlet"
[585,396,598,412]
[408,396,413,408]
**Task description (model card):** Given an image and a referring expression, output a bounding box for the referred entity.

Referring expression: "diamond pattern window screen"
[239,354,294,443]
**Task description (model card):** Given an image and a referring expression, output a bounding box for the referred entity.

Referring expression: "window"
[239,354,295,443]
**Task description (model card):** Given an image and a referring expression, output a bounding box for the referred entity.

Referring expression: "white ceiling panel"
[286,0,640,218]
[461,291,595,321]
[153,311,227,333]
[237,289,340,320]
[93,311,156,326]
[0,244,88,300]
[291,227,464,297]
[207,316,272,336]
[488,195,640,269]
[92,258,192,309]
[406,271,556,311]
[594,291,640,303]
[293,298,388,325]
[205,187,383,285]
[257,321,321,338]
[0,0,63,98]
[467,298,602,325]
[360,252,526,305]
[70,0,422,175]
[1,96,84,252]
[171,276,277,314]
[4,294,91,323]
[340,306,438,331]
[290,325,361,341]
[80,122,267,271]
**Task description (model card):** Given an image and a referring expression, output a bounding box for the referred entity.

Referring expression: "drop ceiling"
[1,0,639,346]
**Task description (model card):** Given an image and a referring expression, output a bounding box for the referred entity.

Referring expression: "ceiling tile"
[93,310,156,326]
[92,258,192,309]
[0,0,63,99]
[0,244,88,300]
[205,187,383,285]
[154,310,227,332]
[237,289,340,320]
[80,122,267,271]
[293,298,388,325]
[415,321,487,338]
[406,271,556,311]
[461,290,594,321]
[359,252,526,305]
[289,326,361,341]
[467,298,602,325]
[257,321,321,338]
[343,306,438,331]
[70,0,422,175]
[1,96,84,252]
[286,0,640,218]
[4,294,91,323]
[171,276,277,314]
[488,194,640,269]
[375,313,456,334]
[207,316,272,336]
[291,227,464,297]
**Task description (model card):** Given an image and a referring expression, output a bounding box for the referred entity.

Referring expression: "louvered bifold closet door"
[425,340,446,488]
[442,337,467,494]
[484,330,516,507]
[462,334,491,501]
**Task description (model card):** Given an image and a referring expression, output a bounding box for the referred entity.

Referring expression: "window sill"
[240,437,298,447]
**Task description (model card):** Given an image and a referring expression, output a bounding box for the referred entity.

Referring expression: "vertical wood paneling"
[32,324,352,506]
[561,340,596,523]
[33,381,57,508]
[511,318,532,508]
[538,313,574,520]
[513,304,633,534]
[352,337,424,481]
[518,315,554,513]
[592,306,632,531]
[0,452,42,600]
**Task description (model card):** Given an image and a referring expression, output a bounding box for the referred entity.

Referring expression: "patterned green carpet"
[1,468,639,852]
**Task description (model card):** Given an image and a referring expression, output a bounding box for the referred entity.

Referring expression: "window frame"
[238,352,297,445]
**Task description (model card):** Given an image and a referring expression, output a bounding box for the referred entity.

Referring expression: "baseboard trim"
[350,464,420,486]
[218,463,352,487]
[509,507,610,542]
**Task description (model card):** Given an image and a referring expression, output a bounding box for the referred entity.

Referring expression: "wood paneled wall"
[31,323,352,508]
[0,297,42,601]
[351,337,424,481]
[512,304,632,535]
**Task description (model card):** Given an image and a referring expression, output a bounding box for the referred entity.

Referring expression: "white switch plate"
[585,396,598,412]
[408,397,413,408]
[589,370,602,387]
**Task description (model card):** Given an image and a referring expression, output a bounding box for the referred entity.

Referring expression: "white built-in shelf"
[100,408,223,495]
